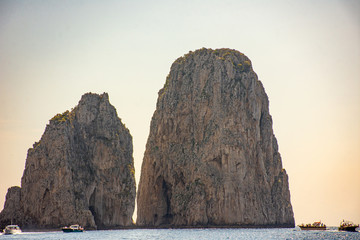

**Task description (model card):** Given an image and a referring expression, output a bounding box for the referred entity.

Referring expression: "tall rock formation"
[0,93,135,230]
[137,48,294,227]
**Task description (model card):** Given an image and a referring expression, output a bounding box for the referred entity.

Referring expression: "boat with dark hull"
[61,224,84,233]
[298,221,326,230]
[339,220,359,232]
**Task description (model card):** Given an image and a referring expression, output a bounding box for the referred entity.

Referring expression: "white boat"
[62,224,84,232]
[3,225,22,235]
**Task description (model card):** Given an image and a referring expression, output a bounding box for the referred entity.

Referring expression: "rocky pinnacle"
[0,93,136,230]
[137,48,295,227]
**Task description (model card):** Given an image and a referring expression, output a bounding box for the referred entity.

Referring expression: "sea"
[1,228,360,240]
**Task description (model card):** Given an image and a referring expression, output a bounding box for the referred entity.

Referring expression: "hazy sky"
[0,0,359,226]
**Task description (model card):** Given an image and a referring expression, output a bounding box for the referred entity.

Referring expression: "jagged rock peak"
[0,92,136,230]
[137,48,294,227]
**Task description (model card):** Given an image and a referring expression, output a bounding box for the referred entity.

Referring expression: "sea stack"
[0,93,136,230]
[137,48,294,227]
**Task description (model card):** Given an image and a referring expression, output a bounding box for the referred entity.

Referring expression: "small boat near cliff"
[298,221,326,230]
[61,224,84,232]
[3,225,22,235]
[338,220,359,232]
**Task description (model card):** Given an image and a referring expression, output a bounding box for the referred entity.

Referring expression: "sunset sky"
[0,0,359,226]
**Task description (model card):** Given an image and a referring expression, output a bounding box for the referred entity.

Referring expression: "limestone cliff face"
[0,187,22,228]
[0,93,135,229]
[137,48,294,227]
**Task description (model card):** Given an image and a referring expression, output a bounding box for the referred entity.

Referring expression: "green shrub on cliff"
[50,110,70,123]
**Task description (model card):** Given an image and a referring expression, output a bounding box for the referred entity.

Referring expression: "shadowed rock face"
[137,48,294,227]
[0,93,135,230]
[0,187,22,228]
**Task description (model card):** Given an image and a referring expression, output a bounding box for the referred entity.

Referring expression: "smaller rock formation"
[0,93,136,230]
[0,187,22,228]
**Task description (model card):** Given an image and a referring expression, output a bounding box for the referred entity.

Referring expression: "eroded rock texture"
[137,48,294,227]
[0,187,22,228]
[0,93,135,230]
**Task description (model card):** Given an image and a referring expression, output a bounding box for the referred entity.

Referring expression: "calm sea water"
[1,228,359,240]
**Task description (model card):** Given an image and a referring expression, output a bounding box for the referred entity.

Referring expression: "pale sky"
[0,0,359,226]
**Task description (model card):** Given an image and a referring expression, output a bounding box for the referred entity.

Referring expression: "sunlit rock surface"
[0,93,135,230]
[137,48,294,227]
